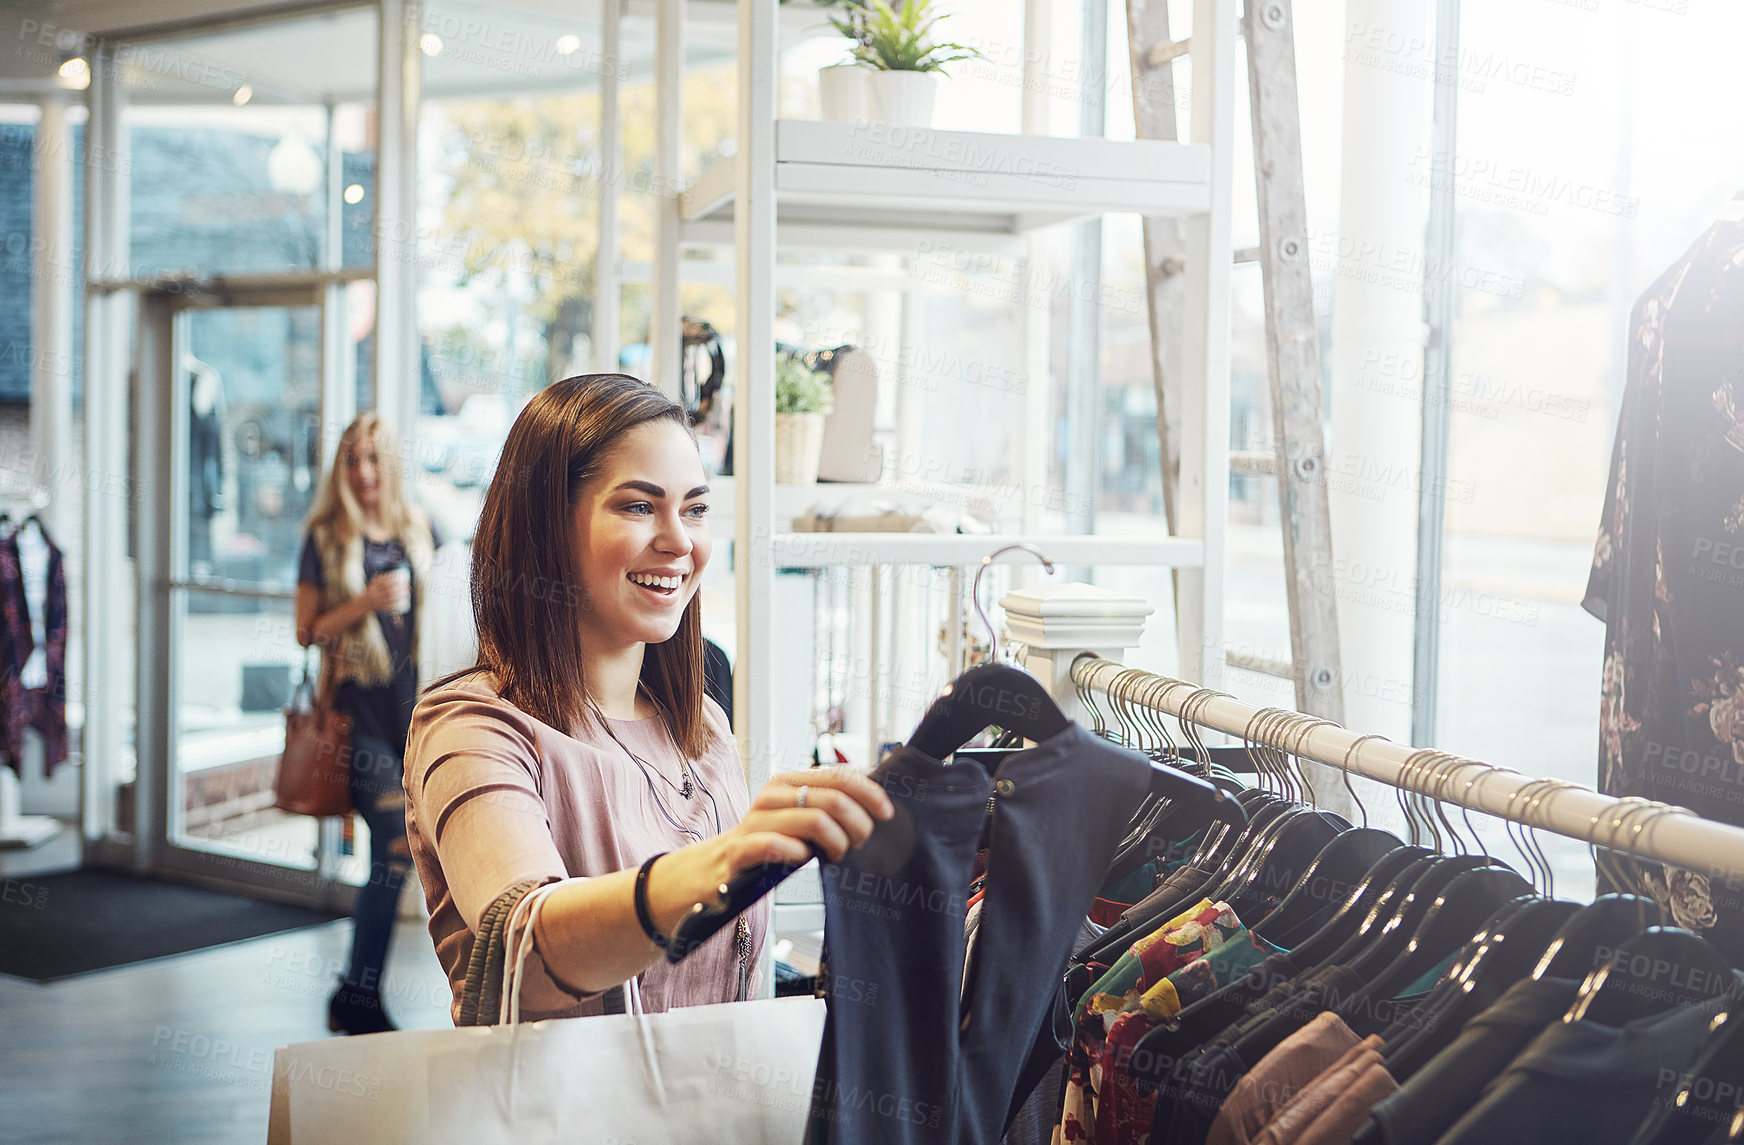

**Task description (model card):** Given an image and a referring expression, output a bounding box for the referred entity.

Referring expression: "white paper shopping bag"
[269,882,824,1143]
[269,995,825,1145]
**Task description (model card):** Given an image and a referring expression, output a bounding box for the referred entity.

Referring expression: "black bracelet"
[634,852,670,950]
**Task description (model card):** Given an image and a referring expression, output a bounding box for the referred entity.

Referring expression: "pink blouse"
[403,671,768,1022]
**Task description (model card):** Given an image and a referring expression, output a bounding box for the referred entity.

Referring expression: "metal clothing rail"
[1072,655,1744,884]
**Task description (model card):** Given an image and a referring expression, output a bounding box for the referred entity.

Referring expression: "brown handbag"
[273,648,353,817]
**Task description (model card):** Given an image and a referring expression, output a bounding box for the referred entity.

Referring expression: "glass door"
[140,287,363,905]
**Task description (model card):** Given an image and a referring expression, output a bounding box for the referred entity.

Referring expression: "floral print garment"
[1054,900,1242,1144]
[1075,899,1218,1026]
[1585,216,1744,962]
[1089,926,1283,1144]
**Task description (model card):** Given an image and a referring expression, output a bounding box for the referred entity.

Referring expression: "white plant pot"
[818,64,870,123]
[868,70,938,129]
[774,412,829,485]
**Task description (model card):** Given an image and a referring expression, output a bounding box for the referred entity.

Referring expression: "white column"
[734,0,778,785]
[376,0,421,434]
[31,94,73,542]
[1327,0,1434,742]
[83,48,132,853]
[1014,0,1055,575]
[595,0,624,374]
[649,0,685,398]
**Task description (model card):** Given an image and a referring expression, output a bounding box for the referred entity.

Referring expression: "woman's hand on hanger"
[527,769,895,995]
[736,769,894,865]
[644,769,892,928]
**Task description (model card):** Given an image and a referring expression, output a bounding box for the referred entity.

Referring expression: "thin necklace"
[597,695,750,1001]
[594,704,721,840]
[618,685,694,797]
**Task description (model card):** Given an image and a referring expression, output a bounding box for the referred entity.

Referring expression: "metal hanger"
[1420,752,1473,857]
[1504,777,1567,896]
[1524,779,1584,899]
[1139,675,1182,761]
[1452,760,1521,863]
[970,542,1054,666]
[1177,686,1219,772]
[1259,709,1296,800]
[1593,797,1673,925]
[1396,749,1439,848]
[1072,654,1110,737]
[1338,733,1388,829]
[1284,715,1339,808]
[1108,668,1147,748]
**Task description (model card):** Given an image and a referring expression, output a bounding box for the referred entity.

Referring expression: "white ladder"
[1127,0,1345,723]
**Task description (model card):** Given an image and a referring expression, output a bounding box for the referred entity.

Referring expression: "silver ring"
[796,785,810,810]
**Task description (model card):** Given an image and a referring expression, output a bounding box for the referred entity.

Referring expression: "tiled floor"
[0,914,453,1145]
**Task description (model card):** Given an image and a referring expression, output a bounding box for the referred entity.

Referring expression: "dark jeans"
[345,732,410,992]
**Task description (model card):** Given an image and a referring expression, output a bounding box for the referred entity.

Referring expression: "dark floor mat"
[0,868,341,982]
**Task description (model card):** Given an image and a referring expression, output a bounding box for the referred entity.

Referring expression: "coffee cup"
[385,565,411,614]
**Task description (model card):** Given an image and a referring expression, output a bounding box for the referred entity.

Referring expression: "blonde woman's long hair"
[305,413,423,546]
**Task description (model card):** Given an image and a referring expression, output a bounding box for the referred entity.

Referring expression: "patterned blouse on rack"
[1054,899,1258,1144]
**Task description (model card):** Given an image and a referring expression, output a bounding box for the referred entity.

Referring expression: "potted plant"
[774,355,835,485]
[830,0,982,129]
[814,0,871,122]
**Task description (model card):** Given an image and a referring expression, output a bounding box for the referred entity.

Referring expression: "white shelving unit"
[611,0,1237,796]
[679,120,1213,239]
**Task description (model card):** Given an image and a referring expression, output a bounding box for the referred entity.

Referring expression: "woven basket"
[774,412,828,484]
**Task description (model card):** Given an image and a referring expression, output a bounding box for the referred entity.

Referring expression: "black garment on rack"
[1148,964,1366,1144]
[1433,981,1739,1145]
[1585,212,1744,964]
[1354,975,1580,1145]
[805,723,1151,1145]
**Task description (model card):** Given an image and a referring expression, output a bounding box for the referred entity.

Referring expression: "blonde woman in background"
[295,413,441,1034]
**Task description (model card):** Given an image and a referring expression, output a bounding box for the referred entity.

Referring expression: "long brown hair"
[454,374,714,758]
[305,412,427,547]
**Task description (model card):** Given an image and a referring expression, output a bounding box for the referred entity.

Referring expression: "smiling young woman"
[404,374,891,1021]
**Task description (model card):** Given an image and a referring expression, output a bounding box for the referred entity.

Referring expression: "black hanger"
[1100,795,1176,893]
[1382,897,1581,1081]
[1124,845,1436,1084]
[1296,854,1493,984]
[1352,896,1534,1053]
[1182,765,1286,872]
[1214,809,1350,921]
[1334,869,1536,1035]
[912,664,1246,830]
[1336,859,1519,984]
[1533,893,1659,982]
[1108,739,1246,878]
[1567,927,1737,1027]
[908,663,1070,758]
[1186,794,1295,885]
[1072,793,1292,970]
[1279,845,1436,970]
[1630,1007,1744,1145]
[1249,827,1406,948]
[1211,857,1512,1067]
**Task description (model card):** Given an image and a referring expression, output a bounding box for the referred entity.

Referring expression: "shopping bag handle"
[500,879,648,1026]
